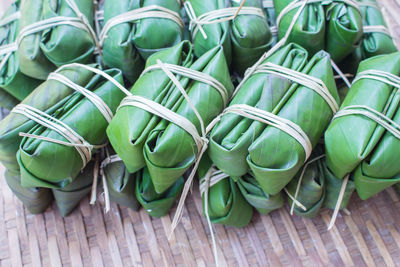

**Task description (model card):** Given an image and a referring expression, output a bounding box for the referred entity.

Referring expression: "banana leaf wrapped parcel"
[101,150,183,216]
[0,63,111,175]
[286,149,355,218]
[208,43,339,195]
[286,153,326,218]
[325,52,400,200]
[107,40,233,194]
[5,155,95,216]
[15,65,126,190]
[198,156,253,227]
[356,0,397,58]
[17,0,98,80]
[184,0,273,74]
[53,159,95,216]
[102,152,139,211]
[0,63,127,217]
[237,173,283,215]
[322,159,355,210]
[273,0,363,63]
[101,0,184,82]
[0,64,119,214]
[0,0,41,107]
[135,167,184,218]
[341,0,398,73]
[4,169,53,214]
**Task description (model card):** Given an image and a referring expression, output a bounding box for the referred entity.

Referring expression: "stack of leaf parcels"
[0,0,398,231]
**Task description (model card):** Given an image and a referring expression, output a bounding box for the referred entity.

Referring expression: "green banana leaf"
[107,40,233,194]
[0,90,18,110]
[274,0,363,63]
[135,167,184,218]
[356,0,397,58]
[4,169,53,214]
[18,0,96,80]
[52,160,95,217]
[0,0,41,104]
[198,156,253,227]
[0,64,100,174]
[209,43,339,195]
[237,173,283,215]
[181,6,192,41]
[17,67,125,189]
[4,170,53,214]
[325,52,400,200]
[322,159,355,210]
[262,0,278,45]
[103,152,139,211]
[286,156,325,218]
[102,0,183,82]
[185,0,273,74]
[340,0,398,74]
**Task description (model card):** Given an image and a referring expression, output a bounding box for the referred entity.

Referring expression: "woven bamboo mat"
[2,0,400,266]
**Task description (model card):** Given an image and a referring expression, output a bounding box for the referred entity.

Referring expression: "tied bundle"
[0,63,128,215]
[208,43,340,196]
[184,0,273,74]
[274,0,363,63]
[17,0,98,80]
[325,52,400,200]
[100,0,184,82]
[0,0,41,109]
[341,0,398,73]
[107,40,233,195]
[16,64,127,189]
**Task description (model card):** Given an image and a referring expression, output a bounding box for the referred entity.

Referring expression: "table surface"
[1,0,400,266]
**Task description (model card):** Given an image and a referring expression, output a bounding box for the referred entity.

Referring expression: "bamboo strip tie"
[184,0,264,40]
[0,10,20,27]
[363,25,392,36]
[251,62,339,113]
[12,104,95,166]
[95,153,124,212]
[209,104,313,159]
